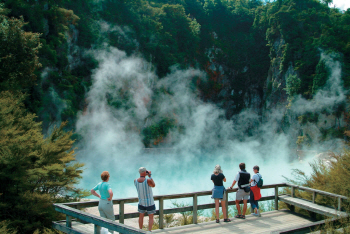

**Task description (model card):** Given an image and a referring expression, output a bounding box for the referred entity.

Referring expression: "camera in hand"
[146,171,149,174]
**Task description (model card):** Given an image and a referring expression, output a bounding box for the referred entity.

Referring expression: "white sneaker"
[257,210,261,217]
[252,213,259,216]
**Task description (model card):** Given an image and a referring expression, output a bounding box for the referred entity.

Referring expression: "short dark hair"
[101,171,110,181]
[239,163,245,170]
[253,165,259,171]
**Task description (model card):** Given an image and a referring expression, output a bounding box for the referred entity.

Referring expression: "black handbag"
[243,186,251,193]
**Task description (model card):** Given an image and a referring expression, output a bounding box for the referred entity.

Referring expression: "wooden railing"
[53,183,349,233]
[286,183,348,211]
[53,203,147,234]
[54,183,287,233]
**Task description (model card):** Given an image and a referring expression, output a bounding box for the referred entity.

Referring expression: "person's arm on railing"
[228,180,236,189]
[91,189,101,199]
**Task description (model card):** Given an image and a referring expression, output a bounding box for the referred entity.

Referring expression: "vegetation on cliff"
[1,0,349,145]
[1,0,350,232]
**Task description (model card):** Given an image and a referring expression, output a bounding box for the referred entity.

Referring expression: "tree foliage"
[1,0,350,143]
[0,91,86,233]
[0,5,41,91]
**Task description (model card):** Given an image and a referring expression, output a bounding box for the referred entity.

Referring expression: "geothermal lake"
[77,149,316,210]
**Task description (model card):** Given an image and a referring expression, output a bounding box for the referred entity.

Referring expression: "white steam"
[293,53,345,114]
[75,46,346,205]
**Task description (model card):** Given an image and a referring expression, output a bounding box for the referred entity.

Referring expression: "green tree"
[285,74,301,98]
[312,59,329,94]
[0,91,86,233]
[0,4,41,91]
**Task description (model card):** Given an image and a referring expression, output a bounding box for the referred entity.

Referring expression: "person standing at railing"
[228,162,251,219]
[211,164,231,223]
[250,165,262,217]
[134,167,156,232]
[91,171,115,233]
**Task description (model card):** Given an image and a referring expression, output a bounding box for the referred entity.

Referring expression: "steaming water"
[75,46,346,209]
[77,149,316,209]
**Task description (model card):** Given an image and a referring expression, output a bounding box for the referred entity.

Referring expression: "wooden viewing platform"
[53,183,348,234]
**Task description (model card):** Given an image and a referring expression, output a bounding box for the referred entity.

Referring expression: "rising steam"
[75,44,346,202]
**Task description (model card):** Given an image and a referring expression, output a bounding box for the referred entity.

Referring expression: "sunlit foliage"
[0,91,87,233]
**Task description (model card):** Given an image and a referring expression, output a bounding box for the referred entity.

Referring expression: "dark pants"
[250,190,259,209]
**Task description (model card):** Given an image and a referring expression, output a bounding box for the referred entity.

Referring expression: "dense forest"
[1,0,350,232]
[1,0,350,146]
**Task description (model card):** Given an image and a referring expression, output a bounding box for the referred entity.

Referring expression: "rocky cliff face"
[260,38,347,152]
[205,35,347,153]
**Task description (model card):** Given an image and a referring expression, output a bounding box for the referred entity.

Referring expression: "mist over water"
[75,45,346,204]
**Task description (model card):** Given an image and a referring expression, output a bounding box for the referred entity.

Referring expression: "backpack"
[256,174,263,188]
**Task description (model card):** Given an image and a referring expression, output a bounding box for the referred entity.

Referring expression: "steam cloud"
[75,45,346,204]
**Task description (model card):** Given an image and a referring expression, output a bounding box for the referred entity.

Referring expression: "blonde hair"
[213,164,223,174]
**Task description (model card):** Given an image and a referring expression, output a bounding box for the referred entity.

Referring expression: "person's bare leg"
[139,213,144,229]
[235,200,241,215]
[215,200,220,219]
[242,200,248,215]
[221,200,227,219]
[148,214,154,231]
[254,207,258,214]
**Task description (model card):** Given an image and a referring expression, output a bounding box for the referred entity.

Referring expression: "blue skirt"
[212,185,226,199]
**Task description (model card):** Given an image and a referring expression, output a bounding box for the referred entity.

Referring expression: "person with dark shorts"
[134,167,156,231]
[228,163,251,219]
[211,165,231,223]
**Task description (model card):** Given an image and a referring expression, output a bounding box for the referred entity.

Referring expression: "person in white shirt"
[228,163,250,219]
[250,165,262,217]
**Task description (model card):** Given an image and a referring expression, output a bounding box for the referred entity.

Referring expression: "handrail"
[54,183,285,233]
[62,183,288,208]
[285,183,348,200]
[53,203,147,234]
[285,183,348,212]
[53,182,349,234]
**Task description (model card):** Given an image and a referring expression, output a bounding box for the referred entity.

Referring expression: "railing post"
[66,215,72,228]
[274,186,279,210]
[159,198,164,229]
[290,186,295,212]
[94,224,101,234]
[312,192,316,203]
[338,197,342,211]
[193,194,198,224]
[119,201,124,224]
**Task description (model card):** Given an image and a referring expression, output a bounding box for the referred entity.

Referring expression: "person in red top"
[250,165,262,217]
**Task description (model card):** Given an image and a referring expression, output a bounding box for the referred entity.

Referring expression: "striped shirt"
[134,179,154,207]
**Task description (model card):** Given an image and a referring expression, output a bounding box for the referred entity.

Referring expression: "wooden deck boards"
[56,210,316,234]
[153,210,314,234]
